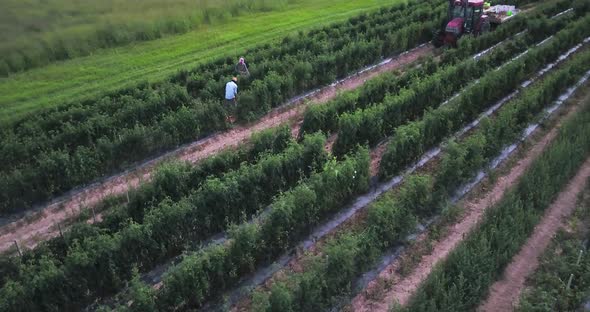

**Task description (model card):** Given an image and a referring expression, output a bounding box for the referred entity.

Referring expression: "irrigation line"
[553,7,574,19]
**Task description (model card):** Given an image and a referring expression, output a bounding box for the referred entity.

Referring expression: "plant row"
[133,12,571,311]
[5,2,572,310]
[0,132,328,312]
[379,13,590,179]
[0,0,446,214]
[516,187,590,312]
[404,59,590,312]
[0,124,292,284]
[103,8,590,312]
[297,13,513,136]
[113,147,371,311]
[331,17,571,157]
[1,0,444,160]
[297,0,576,140]
[248,37,590,312]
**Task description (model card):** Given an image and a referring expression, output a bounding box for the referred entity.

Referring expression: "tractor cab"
[450,0,465,19]
[464,0,485,33]
[434,0,517,47]
[445,0,466,39]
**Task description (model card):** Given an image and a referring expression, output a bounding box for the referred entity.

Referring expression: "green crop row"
[332,4,581,157]
[0,125,291,283]
[252,37,590,312]
[114,147,370,311]
[103,7,590,312]
[379,14,590,179]
[298,0,576,142]
[0,132,327,312]
[108,125,292,225]
[133,13,574,311]
[404,61,590,312]
[0,0,445,215]
[516,185,590,312]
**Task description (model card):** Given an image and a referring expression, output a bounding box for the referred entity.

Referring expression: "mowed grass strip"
[0,0,400,125]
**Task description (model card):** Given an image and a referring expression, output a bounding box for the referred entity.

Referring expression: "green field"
[0,0,397,125]
[0,0,295,74]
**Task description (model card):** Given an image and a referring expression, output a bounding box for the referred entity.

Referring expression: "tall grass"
[0,0,295,76]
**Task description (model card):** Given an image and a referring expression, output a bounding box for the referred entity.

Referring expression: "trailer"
[484,5,520,25]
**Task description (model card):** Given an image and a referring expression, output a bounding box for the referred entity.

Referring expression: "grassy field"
[0,0,398,125]
[0,0,294,74]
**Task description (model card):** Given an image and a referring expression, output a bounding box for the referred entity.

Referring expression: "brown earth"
[350,84,590,312]
[478,157,590,312]
[370,141,389,176]
[0,44,433,254]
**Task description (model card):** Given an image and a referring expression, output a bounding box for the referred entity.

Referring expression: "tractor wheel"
[433,29,445,48]
[476,19,491,36]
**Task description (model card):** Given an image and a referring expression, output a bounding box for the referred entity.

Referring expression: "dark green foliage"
[404,57,590,312]
[243,23,590,311]
[268,283,294,312]
[0,0,446,214]
[379,14,590,180]
[0,131,326,312]
[148,148,370,310]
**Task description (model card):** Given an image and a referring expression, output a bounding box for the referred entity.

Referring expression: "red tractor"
[434,0,494,47]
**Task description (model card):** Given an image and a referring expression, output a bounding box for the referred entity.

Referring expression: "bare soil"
[0,44,432,254]
[350,85,590,312]
[370,141,389,176]
[478,157,590,312]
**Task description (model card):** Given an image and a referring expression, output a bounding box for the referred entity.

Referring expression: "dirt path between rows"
[350,86,590,312]
[0,44,433,254]
[478,157,590,312]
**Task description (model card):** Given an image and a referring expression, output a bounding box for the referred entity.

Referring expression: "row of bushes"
[0,0,446,214]
[332,10,578,158]
[404,57,590,312]
[297,0,575,140]
[2,0,442,158]
[0,97,227,213]
[0,1,576,310]
[0,125,292,286]
[103,124,293,227]
[0,133,328,311]
[379,13,590,179]
[251,39,590,312]
[516,191,590,312]
[90,5,587,311]
[115,147,370,311]
[5,0,442,146]
[106,5,590,312]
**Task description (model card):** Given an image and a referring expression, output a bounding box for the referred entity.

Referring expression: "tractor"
[434,0,518,47]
